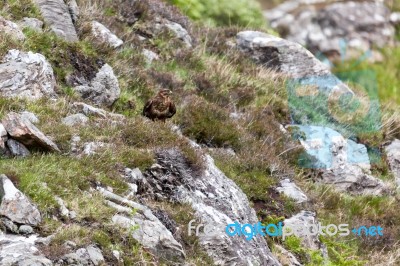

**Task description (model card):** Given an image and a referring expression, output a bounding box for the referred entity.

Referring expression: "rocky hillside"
[0,0,399,265]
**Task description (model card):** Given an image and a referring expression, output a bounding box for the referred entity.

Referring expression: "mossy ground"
[0,0,399,265]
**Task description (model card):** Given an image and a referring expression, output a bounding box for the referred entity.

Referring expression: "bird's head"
[158,89,172,98]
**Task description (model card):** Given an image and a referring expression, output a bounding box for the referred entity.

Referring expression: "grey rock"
[0,175,41,226]
[142,49,159,63]
[71,102,125,121]
[236,31,352,99]
[73,64,120,107]
[18,17,43,32]
[124,168,143,183]
[0,50,56,100]
[67,0,79,24]
[91,21,123,48]
[283,211,323,251]
[69,211,77,220]
[164,20,193,48]
[0,233,52,266]
[99,188,186,262]
[274,244,302,266]
[391,12,400,25]
[20,111,40,124]
[6,139,31,157]
[1,217,19,233]
[32,0,78,42]
[18,225,34,235]
[139,149,281,265]
[86,245,105,265]
[385,139,400,187]
[0,123,7,139]
[60,248,91,266]
[265,1,395,61]
[0,16,25,40]
[82,142,111,156]
[276,179,308,203]
[63,240,77,250]
[55,196,70,218]
[291,125,388,195]
[62,113,89,127]
[2,112,60,152]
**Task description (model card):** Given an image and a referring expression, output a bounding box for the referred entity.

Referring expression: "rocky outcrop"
[138,149,280,265]
[33,0,78,41]
[385,139,400,187]
[264,1,396,61]
[291,125,388,195]
[276,179,308,203]
[98,188,186,262]
[0,175,41,226]
[0,16,25,40]
[2,112,60,152]
[236,31,352,96]
[90,21,123,48]
[73,64,121,107]
[0,50,56,100]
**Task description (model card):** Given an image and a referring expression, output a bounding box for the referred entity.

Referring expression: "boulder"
[236,31,351,94]
[276,179,308,203]
[73,64,120,107]
[33,0,78,41]
[164,20,193,48]
[18,17,44,32]
[98,188,186,262]
[2,112,60,152]
[0,175,41,226]
[139,149,281,265]
[0,50,56,100]
[291,125,388,195]
[0,233,52,266]
[90,21,123,48]
[0,16,25,40]
[385,139,400,187]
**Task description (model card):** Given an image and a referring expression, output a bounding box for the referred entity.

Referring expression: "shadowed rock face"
[33,0,78,42]
[139,149,281,266]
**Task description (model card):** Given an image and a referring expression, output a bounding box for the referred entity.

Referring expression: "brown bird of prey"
[142,89,176,122]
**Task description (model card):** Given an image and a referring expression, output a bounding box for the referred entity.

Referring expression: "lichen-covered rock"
[0,175,41,226]
[2,112,60,152]
[139,149,280,265]
[91,21,123,48]
[0,50,56,100]
[385,139,400,187]
[164,20,193,48]
[58,245,104,266]
[73,64,120,107]
[33,0,78,41]
[0,16,25,40]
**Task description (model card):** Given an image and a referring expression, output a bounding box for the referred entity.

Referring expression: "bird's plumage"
[143,89,176,122]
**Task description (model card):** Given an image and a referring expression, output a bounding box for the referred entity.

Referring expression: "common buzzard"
[143,89,176,122]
